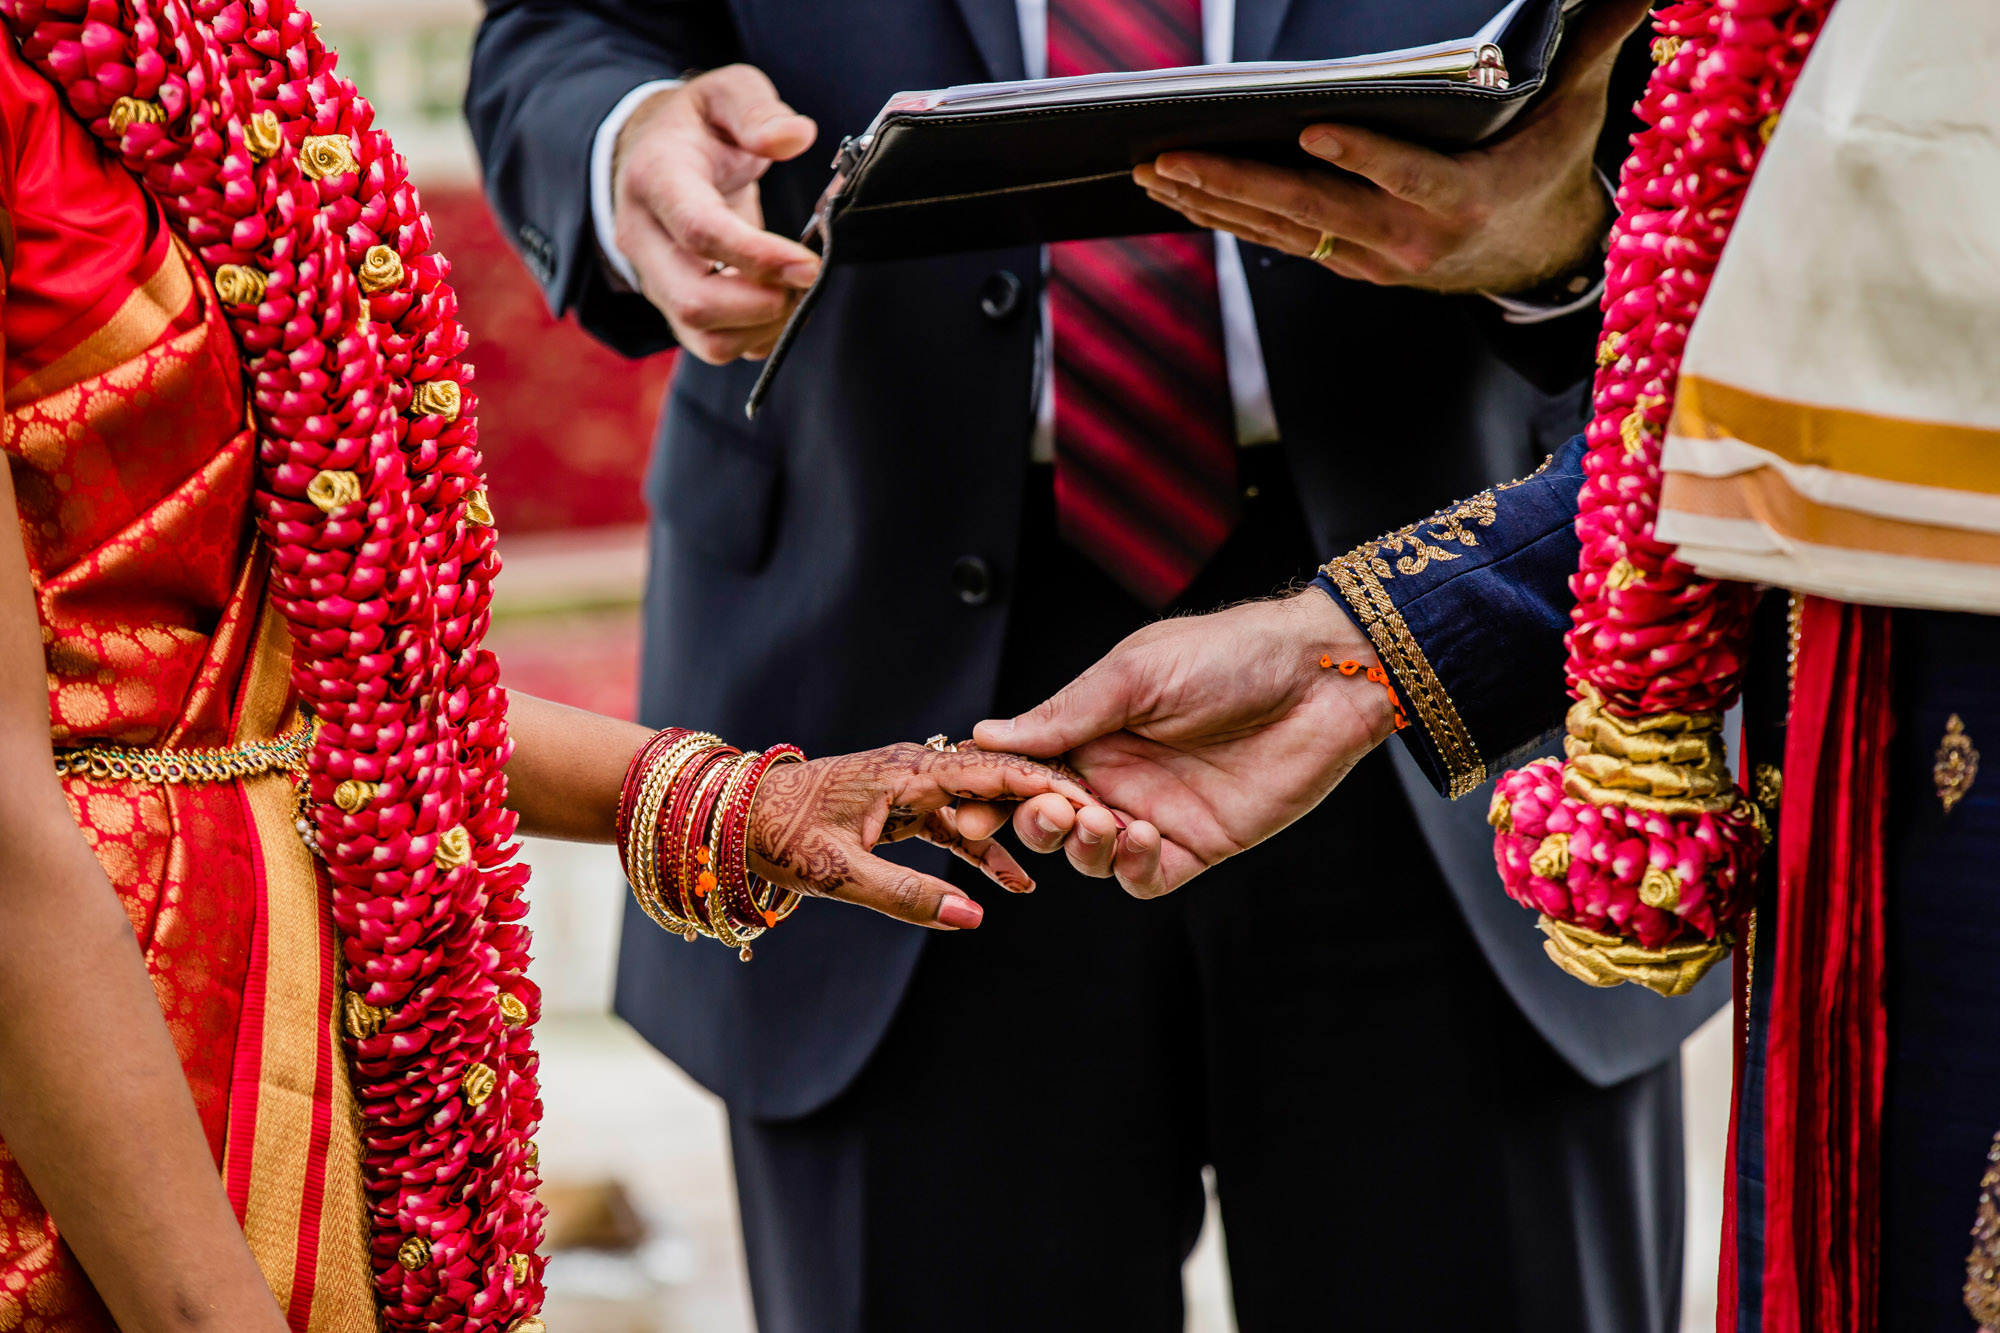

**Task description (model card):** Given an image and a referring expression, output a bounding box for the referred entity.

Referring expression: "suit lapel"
[947,0,1027,81]
[1232,0,1299,63]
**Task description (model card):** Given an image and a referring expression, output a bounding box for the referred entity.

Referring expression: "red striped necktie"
[1049,0,1240,609]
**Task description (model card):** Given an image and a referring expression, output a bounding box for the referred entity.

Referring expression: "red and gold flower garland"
[3,0,545,1324]
[1489,0,1831,997]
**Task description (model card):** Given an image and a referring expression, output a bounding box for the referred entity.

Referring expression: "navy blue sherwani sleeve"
[466,0,741,357]
[1312,433,1587,800]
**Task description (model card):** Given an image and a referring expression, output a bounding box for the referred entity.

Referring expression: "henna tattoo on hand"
[748,742,1084,905]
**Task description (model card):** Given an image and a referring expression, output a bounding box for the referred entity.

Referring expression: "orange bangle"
[1319,654,1409,730]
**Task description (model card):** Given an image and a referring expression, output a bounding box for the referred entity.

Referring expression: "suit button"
[979,270,1023,322]
[951,556,993,605]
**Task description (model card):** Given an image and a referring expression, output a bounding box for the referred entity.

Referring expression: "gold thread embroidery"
[1965,1128,2000,1329]
[1320,550,1486,798]
[1753,763,1783,812]
[1361,492,1499,580]
[1937,714,1980,815]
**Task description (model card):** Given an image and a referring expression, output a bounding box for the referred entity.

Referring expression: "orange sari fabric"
[0,40,371,1332]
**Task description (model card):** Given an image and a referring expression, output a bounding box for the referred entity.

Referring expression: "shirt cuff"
[1479,167,1614,326]
[591,78,684,292]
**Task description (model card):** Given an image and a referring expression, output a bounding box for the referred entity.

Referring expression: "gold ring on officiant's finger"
[1310,233,1336,263]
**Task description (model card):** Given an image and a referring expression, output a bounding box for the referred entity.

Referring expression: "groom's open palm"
[970,592,1400,897]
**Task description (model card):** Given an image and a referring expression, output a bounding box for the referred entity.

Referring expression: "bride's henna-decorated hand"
[747,743,1100,931]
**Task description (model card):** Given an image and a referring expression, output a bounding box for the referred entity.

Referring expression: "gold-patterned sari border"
[5,236,196,409]
[1322,547,1487,798]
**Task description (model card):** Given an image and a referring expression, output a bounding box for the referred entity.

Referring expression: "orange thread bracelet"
[1319,654,1409,730]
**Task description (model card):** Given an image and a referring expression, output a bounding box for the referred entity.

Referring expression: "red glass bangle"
[678,749,739,914]
[615,727,692,881]
[717,745,805,932]
[665,747,735,922]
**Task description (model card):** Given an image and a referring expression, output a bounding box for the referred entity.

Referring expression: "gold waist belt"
[53,717,316,785]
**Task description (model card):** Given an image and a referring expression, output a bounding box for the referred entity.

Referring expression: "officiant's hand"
[966,591,1401,898]
[610,65,821,363]
[1130,0,1651,295]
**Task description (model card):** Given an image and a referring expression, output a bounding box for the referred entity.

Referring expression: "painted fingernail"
[937,896,984,929]
[781,260,821,287]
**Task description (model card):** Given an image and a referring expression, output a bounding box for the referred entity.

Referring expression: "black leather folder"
[748,0,1571,415]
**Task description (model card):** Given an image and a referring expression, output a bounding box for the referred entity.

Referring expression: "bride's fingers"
[1012,792,1077,853]
[832,848,986,930]
[914,746,1099,811]
[950,799,1011,842]
[1063,803,1121,879]
[1112,821,1173,899]
[915,808,1036,893]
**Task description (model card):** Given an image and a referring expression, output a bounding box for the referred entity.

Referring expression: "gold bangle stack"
[617,728,807,962]
[625,731,720,940]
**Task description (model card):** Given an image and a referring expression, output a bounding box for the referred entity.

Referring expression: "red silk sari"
[0,38,372,1332]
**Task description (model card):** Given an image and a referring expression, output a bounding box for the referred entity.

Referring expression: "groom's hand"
[969,591,1401,898]
[611,65,821,363]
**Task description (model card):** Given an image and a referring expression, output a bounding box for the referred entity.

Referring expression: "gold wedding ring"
[1310,233,1336,263]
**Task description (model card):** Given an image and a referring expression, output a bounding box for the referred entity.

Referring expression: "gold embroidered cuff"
[1321,549,1486,799]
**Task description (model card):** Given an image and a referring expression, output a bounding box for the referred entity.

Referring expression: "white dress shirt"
[589,0,1601,456]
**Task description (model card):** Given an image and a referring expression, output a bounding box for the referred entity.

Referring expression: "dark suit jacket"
[467,0,1723,1121]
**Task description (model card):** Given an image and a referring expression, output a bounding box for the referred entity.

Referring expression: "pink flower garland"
[1491,0,1831,975]
[3,0,545,1325]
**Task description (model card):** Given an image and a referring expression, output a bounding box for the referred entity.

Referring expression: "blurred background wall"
[312,3,1735,1328]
